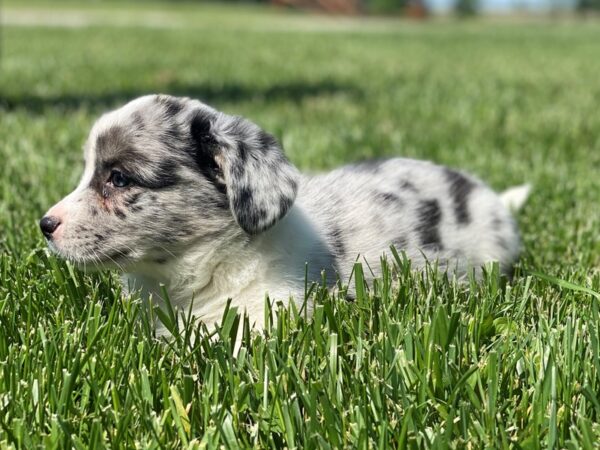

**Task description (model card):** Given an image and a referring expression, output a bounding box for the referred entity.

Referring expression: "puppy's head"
[40,95,299,268]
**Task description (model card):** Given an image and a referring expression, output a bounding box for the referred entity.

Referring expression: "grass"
[1,2,600,447]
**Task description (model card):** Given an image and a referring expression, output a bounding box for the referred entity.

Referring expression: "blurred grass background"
[3,2,599,266]
[1,1,600,447]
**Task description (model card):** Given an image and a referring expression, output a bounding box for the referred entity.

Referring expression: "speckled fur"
[42,94,528,334]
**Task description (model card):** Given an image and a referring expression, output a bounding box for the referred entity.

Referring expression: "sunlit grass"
[1,2,600,447]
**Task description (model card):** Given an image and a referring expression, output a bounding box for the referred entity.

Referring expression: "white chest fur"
[123,205,334,333]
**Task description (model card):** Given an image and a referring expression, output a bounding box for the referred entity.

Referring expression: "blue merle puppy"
[40,94,529,333]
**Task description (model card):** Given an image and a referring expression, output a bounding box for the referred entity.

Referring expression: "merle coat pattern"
[40,95,529,333]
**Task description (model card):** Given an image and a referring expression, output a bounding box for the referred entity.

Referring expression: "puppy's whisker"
[97,245,127,273]
[155,244,177,260]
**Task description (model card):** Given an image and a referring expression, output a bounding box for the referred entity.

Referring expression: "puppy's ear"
[191,110,299,234]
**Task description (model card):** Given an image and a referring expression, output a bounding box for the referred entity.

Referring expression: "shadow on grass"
[0,79,364,114]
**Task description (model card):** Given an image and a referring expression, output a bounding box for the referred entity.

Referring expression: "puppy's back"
[297,158,521,279]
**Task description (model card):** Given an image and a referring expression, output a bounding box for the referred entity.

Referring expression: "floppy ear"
[191,110,300,234]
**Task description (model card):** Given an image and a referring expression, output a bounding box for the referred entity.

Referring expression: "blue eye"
[109,170,130,188]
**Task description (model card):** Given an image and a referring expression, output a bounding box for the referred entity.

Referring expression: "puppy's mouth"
[47,240,133,271]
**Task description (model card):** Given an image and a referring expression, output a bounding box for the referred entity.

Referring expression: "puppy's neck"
[124,204,335,330]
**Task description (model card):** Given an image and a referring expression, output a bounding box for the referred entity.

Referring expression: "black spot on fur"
[157,95,183,117]
[445,168,475,225]
[236,141,251,163]
[214,196,229,210]
[194,194,228,211]
[329,227,346,258]
[392,236,408,251]
[190,110,226,195]
[228,117,262,157]
[157,126,182,155]
[124,192,142,207]
[230,158,245,182]
[376,192,404,208]
[133,160,179,190]
[94,233,105,242]
[233,186,260,232]
[255,207,268,222]
[114,208,126,220]
[257,131,279,150]
[399,180,418,193]
[417,199,443,248]
[279,196,294,217]
[190,110,214,143]
[237,186,253,207]
[90,207,98,217]
[131,113,146,132]
[131,205,144,213]
[96,126,128,155]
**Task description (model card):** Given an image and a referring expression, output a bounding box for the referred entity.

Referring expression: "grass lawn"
[1,2,600,447]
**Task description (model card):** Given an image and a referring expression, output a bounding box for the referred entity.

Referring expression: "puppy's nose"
[39,216,61,239]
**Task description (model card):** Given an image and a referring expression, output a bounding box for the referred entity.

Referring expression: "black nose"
[39,216,61,239]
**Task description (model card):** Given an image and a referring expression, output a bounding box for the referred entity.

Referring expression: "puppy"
[40,94,529,333]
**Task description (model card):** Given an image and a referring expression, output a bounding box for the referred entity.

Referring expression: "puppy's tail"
[500,184,531,211]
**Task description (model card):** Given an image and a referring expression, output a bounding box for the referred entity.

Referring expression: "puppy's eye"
[109,170,130,188]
